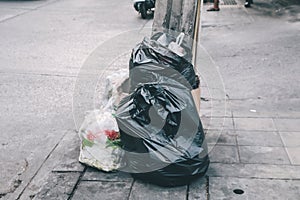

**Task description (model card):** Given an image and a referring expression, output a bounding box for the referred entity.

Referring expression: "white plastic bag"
[78,109,123,172]
[78,68,129,172]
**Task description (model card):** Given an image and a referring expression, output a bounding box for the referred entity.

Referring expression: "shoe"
[207,7,220,11]
[244,2,251,7]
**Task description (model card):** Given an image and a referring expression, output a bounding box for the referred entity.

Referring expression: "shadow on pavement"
[248,0,300,22]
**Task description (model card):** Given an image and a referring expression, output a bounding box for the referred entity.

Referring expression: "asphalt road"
[0,0,299,199]
[0,0,150,197]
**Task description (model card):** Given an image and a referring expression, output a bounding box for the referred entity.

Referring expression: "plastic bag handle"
[176,33,185,46]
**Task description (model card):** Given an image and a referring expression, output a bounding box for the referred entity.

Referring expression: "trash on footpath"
[116,35,209,186]
[167,32,186,57]
[78,35,209,185]
[129,35,199,92]
[78,109,123,172]
[78,69,129,172]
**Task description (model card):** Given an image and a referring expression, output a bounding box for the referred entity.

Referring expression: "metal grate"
[221,0,237,5]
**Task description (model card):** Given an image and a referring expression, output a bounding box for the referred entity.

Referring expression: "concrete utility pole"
[151,0,202,113]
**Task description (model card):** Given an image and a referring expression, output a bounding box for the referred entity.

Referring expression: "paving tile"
[200,108,231,118]
[188,177,208,200]
[207,163,300,179]
[208,145,239,164]
[234,118,276,131]
[232,109,275,118]
[51,131,85,172]
[274,118,300,132]
[205,130,236,146]
[209,177,300,200]
[239,146,290,164]
[200,87,227,101]
[237,131,283,147]
[201,117,234,130]
[72,181,132,200]
[275,112,300,118]
[200,101,229,116]
[82,167,133,182]
[280,132,300,147]
[129,180,187,200]
[33,172,81,200]
[286,147,300,165]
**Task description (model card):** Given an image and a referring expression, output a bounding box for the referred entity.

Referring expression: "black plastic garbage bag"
[129,37,199,92]
[116,76,209,186]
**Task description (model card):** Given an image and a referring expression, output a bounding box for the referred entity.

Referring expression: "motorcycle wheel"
[140,3,148,19]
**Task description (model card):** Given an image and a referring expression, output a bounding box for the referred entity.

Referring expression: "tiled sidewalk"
[26,115,300,200]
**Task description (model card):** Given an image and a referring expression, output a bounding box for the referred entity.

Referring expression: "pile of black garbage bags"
[116,34,209,187]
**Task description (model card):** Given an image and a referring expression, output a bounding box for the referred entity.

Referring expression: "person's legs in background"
[207,0,220,11]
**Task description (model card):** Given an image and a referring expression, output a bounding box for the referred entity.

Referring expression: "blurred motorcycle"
[133,0,156,19]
